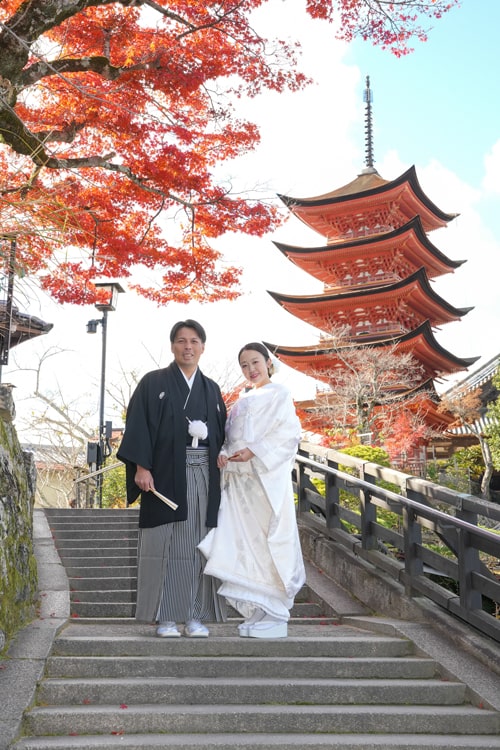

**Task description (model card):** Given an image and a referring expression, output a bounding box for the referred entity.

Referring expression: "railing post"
[296,459,308,516]
[325,457,341,530]
[403,506,424,597]
[359,464,377,550]
[458,528,482,611]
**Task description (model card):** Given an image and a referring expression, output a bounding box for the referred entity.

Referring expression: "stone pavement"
[1,509,500,750]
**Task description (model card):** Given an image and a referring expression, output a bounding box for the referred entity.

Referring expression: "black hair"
[238,342,273,377]
[169,319,207,343]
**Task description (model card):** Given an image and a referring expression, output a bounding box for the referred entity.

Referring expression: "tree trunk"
[479,435,494,501]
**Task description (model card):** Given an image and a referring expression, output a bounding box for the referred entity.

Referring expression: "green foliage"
[310,476,325,496]
[309,446,402,534]
[340,445,392,467]
[101,455,127,508]
[339,445,400,495]
[451,446,485,478]
[487,367,500,469]
[426,447,484,493]
[426,459,448,483]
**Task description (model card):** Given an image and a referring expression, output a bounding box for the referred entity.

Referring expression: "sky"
[4,0,500,439]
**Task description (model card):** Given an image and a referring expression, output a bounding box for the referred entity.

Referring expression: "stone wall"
[0,385,38,650]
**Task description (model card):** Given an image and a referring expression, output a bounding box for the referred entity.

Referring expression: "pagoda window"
[339,276,354,289]
[354,319,371,336]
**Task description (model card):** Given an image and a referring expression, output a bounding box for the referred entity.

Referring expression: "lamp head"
[94,281,125,312]
[86,319,99,334]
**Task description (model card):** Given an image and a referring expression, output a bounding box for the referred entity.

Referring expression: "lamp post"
[86,281,125,507]
[0,235,17,380]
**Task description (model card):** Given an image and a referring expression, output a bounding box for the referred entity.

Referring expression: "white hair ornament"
[266,348,281,376]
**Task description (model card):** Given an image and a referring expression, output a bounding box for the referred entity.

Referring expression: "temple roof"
[280,168,388,203]
[0,303,53,351]
[296,377,456,431]
[273,216,465,287]
[263,320,479,382]
[277,166,458,241]
[268,267,473,335]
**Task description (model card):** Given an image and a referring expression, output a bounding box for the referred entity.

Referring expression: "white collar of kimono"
[175,366,198,410]
[180,367,198,389]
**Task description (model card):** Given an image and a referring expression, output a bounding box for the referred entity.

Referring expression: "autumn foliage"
[0,0,458,305]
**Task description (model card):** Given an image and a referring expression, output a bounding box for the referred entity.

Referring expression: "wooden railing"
[73,462,122,508]
[295,443,500,643]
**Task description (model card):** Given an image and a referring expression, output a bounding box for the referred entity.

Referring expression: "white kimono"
[198,382,306,620]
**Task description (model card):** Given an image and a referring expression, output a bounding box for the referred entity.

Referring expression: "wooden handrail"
[294,445,500,643]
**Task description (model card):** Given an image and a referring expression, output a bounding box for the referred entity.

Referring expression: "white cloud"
[483,140,500,195]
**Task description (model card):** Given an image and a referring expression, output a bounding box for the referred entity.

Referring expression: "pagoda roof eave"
[273,216,465,274]
[268,267,473,325]
[278,165,457,225]
[279,167,388,204]
[263,320,479,376]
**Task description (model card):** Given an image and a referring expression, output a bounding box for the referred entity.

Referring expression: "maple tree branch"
[175,0,247,40]
[35,121,87,145]
[0,73,95,163]
[20,56,124,86]
[135,0,197,31]
[0,104,116,167]
[102,160,233,211]
[20,54,166,87]
[103,163,208,208]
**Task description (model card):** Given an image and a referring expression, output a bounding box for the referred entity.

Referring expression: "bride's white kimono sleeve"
[199,382,306,620]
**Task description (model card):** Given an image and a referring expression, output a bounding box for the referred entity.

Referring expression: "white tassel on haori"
[187,418,208,448]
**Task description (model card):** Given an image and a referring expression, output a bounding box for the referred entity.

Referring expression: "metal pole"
[96,309,108,507]
[0,237,17,376]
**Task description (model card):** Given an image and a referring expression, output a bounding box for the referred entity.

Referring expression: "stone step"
[44,509,139,517]
[47,520,138,529]
[37,676,467,707]
[46,654,439,680]
[70,603,137,619]
[51,529,138,539]
[63,617,342,629]
[67,576,136,591]
[22,704,500,738]
[59,555,137,567]
[68,575,314,598]
[52,629,414,659]
[12,733,500,750]
[57,539,137,560]
[65,565,137,577]
[68,589,136,603]
[68,598,322,619]
[68,602,135,617]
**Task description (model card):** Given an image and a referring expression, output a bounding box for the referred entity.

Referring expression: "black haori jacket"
[117,363,226,529]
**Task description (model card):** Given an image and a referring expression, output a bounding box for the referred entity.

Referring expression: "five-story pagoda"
[264,77,478,434]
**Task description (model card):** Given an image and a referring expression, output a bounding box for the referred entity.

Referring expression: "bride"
[199,342,305,638]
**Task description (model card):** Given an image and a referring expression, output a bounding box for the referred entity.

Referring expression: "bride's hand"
[217,453,229,469]
[229,447,254,462]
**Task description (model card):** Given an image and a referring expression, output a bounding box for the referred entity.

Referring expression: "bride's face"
[239,349,271,388]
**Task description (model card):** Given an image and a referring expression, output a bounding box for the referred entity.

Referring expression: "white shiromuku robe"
[198,381,306,620]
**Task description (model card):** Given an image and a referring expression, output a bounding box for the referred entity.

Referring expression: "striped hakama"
[134,448,226,624]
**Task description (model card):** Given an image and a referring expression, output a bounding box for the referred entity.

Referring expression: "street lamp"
[86,281,125,507]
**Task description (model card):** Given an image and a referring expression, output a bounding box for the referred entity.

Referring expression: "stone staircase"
[11,508,500,749]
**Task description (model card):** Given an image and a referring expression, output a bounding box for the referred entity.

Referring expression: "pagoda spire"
[363,75,376,173]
